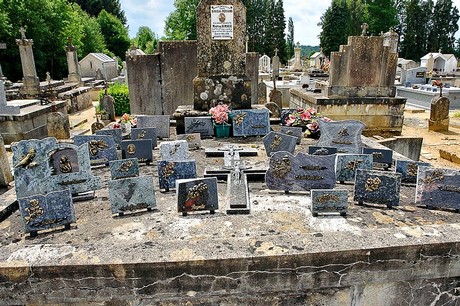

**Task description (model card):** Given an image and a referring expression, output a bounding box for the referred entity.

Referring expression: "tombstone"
[263,131,297,156]
[0,135,13,187]
[176,177,219,216]
[99,94,116,122]
[95,68,104,80]
[265,152,336,192]
[121,139,153,165]
[311,189,348,217]
[400,67,426,86]
[362,147,393,170]
[335,154,373,183]
[354,169,401,208]
[184,116,214,137]
[16,27,40,97]
[428,96,449,132]
[232,109,270,137]
[18,189,75,237]
[131,127,157,149]
[226,161,251,214]
[264,102,280,118]
[74,135,117,166]
[47,112,70,139]
[395,160,430,184]
[159,140,190,161]
[0,80,20,114]
[109,158,139,180]
[96,128,123,149]
[279,126,303,144]
[258,82,267,104]
[316,120,365,153]
[416,167,460,211]
[293,42,302,71]
[177,133,202,150]
[66,37,82,83]
[91,120,105,134]
[136,115,170,139]
[268,89,282,110]
[308,146,338,156]
[158,160,197,191]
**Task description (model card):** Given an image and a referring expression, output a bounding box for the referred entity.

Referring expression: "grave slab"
[159,140,190,161]
[109,158,139,180]
[263,131,297,157]
[136,115,170,139]
[362,147,393,169]
[176,177,218,215]
[109,175,156,215]
[316,120,365,153]
[354,169,401,208]
[121,139,153,165]
[96,128,123,149]
[335,154,373,183]
[232,109,270,137]
[311,189,348,217]
[184,116,214,137]
[130,127,157,149]
[158,160,197,191]
[226,171,250,215]
[416,167,460,210]
[177,133,202,150]
[279,126,303,144]
[74,135,117,165]
[396,160,430,184]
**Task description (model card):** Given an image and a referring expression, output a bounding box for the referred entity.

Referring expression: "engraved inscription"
[316,194,340,204]
[313,148,329,155]
[438,185,460,193]
[300,165,327,171]
[295,175,323,180]
[332,140,353,145]
[252,124,267,129]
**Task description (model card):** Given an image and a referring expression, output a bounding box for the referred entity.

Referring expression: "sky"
[119,0,460,47]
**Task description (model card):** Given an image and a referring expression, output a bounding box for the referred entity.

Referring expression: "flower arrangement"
[113,113,136,129]
[209,104,230,124]
[432,80,443,87]
[285,108,330,136]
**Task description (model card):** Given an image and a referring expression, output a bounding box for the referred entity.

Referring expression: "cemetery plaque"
[109,175,156,215]
[158,160,197,191]
[265,152,336,192]
[96,128,122,149]
[159,140,190,161]
[308,146,338,156]
[131,127,157,149]
[316,120,365,154]
[74,135,117,165]
[121,139,153,164]
[232,109,270,137]
[226,170,250,215]
[177,133,202,150]
[416,167,460,210]
[335,154,373,183]
[50,148,80,175]
[396,160,430,184]
[109,158,139,180]
[354,169,401,208]
[263,131,297,157]
[211,5,234,40]
[136,115,170,139]
[18,189,75,236]
[279,126,303,144]
[47,112,70,139]
[176,177,219,215]
[184,117,214,137]
[362,147,393,170]
[311,189,348,217]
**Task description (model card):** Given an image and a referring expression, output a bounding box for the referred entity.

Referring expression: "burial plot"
[232,109,270,137]
[311,189,348,217]
[136,115,170,139]
[354,169,401,208]
[265,152,336,192]
[335,154,373,183]
[184,117,214,137]
[263,131,297,156]
[177,177,219,216]
[316,120,365,153]
[121,139,153,165]
[159,140,190,161]
[396,160,430,184]
[131,127,157,149]
[226,161,251,214]
[279,126,303,144]
[416,167,460,211]
[177,133,202,150]
[308,146,338,155]
[362,147,393,170]
[18,189,75,237]
[74,135,117,166]
[109,158,139,180]
[158,160,197,192]
[96,128,122,149]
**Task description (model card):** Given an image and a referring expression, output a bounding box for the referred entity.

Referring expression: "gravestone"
[109,158,139,180]
[18,189,75,237]
[232,109,270,137]
[354,169,401,208]
[263,131,297,156]
[91,119,105,134]
[158,160,197,191]
[362,147,393,170]
[74,135,117,165]
[131,127,157,149]
[47,112,70,139]
[99,94,116,122]
[136,115,170,139]
[308,146,338,156]
[226,161,251,214]
[269,89,282,110]
[0,80,20,114]
[121,139,153,164]
[258,82,267,104]
[335,154,373,183]
[184,116,214,137]
[95,68,104,80]
[159,140,190,161]
[293,42,302,71]
[264,102,280,118]
[176,177,219,215]
[66,37,81,84]
[279,126,303,144]
[416,167,460,211]
[265,152,336,192]
[0,135,13,187]
[16,27,40,97]
[316,120,365,153]
[400,66,426,86]
[96,128,123,149]
[177,133,202,150]
[395,160,430,184]
[311,189,348,217]
[428,96,449,132]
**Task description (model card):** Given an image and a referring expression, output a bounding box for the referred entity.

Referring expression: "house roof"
[421,53,457,61]
[310,52,322,59]
[80,53,115,63]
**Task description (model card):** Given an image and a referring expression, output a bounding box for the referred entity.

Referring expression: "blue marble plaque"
[362,147,393,168]
[279,126,303,144]
[311,189,348,216]
[263,131,297,157]
[95,128,122,148]
[416,167,460,210]
[335,154,373,183]
[108,175,157,214]
[121,139,153,164]
[316,120,365,153]
[354,169,401,207]
[176,133,202,150]
[308,146,338,155]
[265,152,336,192]
[184,117,214,137]
[396,160,430,184]
[109,158,139,180]
[176,177,218,214]
[158,160,197,190]
[232,109,270,137]
[74,135,117,165]
[18,189,75,234]
[131,127,157,149]
[159,140,190,161]
[136,115,170,139]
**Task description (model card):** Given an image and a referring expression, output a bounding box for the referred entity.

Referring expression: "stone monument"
[293,42,302,71]
[0,80,20,114]
[16,27,40,97]
[428,96,449,132]
[66,37,82,84]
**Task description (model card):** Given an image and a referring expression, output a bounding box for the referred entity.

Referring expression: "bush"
[99,83,130,116]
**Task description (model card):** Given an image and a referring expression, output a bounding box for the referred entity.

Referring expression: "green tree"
[68,0,126,25]
[319,0,350,56]
[346,0,366,36]
[97,9,130,59]
[428,0,459,53]
[164,0,200,40]
[286,17,295,60]
[365,0,398,35]
[133,26,157,53]
[272,0,287,63]
[246,0,268,54]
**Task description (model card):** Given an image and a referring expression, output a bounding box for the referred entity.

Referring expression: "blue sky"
[119,0,460,46]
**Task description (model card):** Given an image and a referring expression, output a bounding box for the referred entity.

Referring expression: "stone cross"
[361,23,368,36]
[19,27,27,40]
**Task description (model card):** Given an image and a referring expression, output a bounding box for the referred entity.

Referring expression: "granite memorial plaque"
[232,109,270,137]
[158,160,197,191]
[308,146,338,155]
[265,152,336,192]
[354,169,401,208]
[121,139,153,164]
[184,116,214,137]
[159,140,190,161]
[316,120,365,153]
[131,127,157,149]
[74,135,117,165]
[396,160,430,184]
[335,154,373,183]
[416,167,460,210]
[108,175,157,215]
[176,177,218,215]
[96,128,123,149]
[263,131,297,157]
[109,158,139,180]
[136,115,170,139]
[18,189,75,236]
[362,147,393,169]
[311,189,348,217]
[177,133,202,150]
[279,126,303,144]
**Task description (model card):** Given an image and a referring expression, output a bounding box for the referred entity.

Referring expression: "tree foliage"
[164,0,200,40]
[97,9,130,60]
[133,26,158,54]
[319,0,350,56]
[428,0,459,53]
[366,0,398,35]
[68,0,126,25]
[286,17,295,60]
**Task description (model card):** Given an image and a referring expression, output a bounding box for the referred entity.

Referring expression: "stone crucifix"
[19,27,27,40]
[361,23,369,36]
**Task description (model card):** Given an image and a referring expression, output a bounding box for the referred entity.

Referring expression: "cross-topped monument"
[361,23,369,36]
[16,26,40,97]
[66,36,81,84]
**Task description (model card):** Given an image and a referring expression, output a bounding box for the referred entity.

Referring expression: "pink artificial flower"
[300,112,311,121]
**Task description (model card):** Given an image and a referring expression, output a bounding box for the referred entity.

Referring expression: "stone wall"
[57,87,92,114]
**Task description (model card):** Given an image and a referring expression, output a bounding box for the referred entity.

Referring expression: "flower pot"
[214,123,231,138]
[121,122,132,136]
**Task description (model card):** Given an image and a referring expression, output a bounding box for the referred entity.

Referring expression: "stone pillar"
[0,134,13,187]
[16,27,39,97]
[246,52,259,106]
[66,38,81,84]
[293,42,302,71]
[429,96,450,132]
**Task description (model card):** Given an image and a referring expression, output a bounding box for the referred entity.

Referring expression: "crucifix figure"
[361,23,368,36]
[19,27,27,40]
